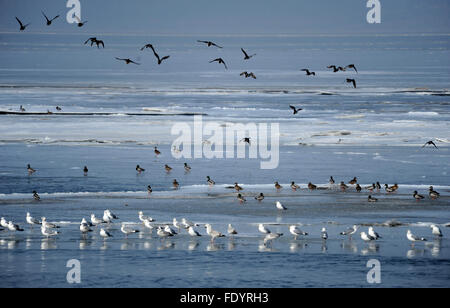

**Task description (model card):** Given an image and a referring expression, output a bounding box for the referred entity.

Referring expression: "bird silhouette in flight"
[15,17,30,31]
[209,58,228,69]
[301,69,316,76]
[346,78,357,88]
[140,44,154,51]
[84,37,97,46]
[84,37,104,48]
[240,72,256,79]
[151,48,170,65]
[115,58,140,65]
[241,48,256,60]
[197,40,223,48]
[42,11,59,26]
[74,15,87,27]
[327,65,346,72]
[345,64,358,73]
[289,105,303,114]
[422,141,438,149]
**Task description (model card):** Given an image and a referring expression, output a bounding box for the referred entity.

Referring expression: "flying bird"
[15,17,30,31]
[422,141,438,149]
[152,49,170,65]
[42,11,59,26]
[115,57,140,65]
[240,72,256,79]
[140,44,155,51]
[74,15,87,27]
[197,40,223,48]
[301,69,316,76]
[209,58,228,69]
[345,64,358,73]
[241,48,256,60]
[327,65,346,73]
[346,78,357,88]
[289,105,303,114]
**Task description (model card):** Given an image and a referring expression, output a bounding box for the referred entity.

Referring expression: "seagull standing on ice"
[41,225,59,238]
[368,227,381,240]
[289,225,308,240]
[258,224,271,235]
[164,225,177,235]
[360,232,375,242]
[340,225,358,238]
[100,228,112,239]
[430,225,443,237]
[228,224,238,236]
[407,230,427,243]
[26,212,41,228]
[143,219,154,231]
[156,226,173,238]
[41,217,60,229]
[264,233,283,246]
[91,214,105,226]
[8,221,24,232]
[321,228,328,240]
[121,224,140,238]
[103,210,119,223]
[204,224,225,242]
[188,226,202,237]
[80,222,93,235]
[276,201,287,211]
[138,211,154,223]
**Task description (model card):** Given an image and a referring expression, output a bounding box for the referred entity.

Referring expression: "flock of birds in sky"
[14,12,359,91]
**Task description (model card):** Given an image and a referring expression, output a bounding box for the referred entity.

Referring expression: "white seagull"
[8,221,24,232]
[340,225,358,237]
[80,222,93,234]
[276,201,287,211]
[181,218,199,229]
[139,211,154,223]
[258,224,271,234]
[41,225,59,237]
[100,228,112,239]
[156,226,173,238]
[188,226,202,237]
[103,210,119,223]
[407,230,427,243]
[430,225,443,237]
[143,219,154,231]
[121,224,140,237]
[204,224,225,242]
[264,233,283,245]
[1,217,9,228]
[228,224,238,236]
[41,217,60,229]
[164,225,177,235]
[91,214,105,225]
[321,227,328,240]
[26,212,41,227]
[81,218,94,227]
[289,225,308,240]
[360,232,375,242]
[368,227,381,240]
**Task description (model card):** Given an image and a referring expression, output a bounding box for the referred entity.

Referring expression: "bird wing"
[209,58,220,63]
[241,48,249,58]
[98,40,104,48]
[42,11,50,22]
[74,15,81,23]
[161,55,170,61]
[51,15,60,22]
[115,57,125,61]
[197,40,208,44]
[212,42,223,48]
[130,60,140,65]
[15,17,24,27]
[352,80,356,88]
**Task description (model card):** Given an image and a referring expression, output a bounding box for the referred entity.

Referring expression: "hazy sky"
[0,0,449,35]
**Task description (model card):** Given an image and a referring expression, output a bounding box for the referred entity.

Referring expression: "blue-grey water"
[0,33,449,288]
